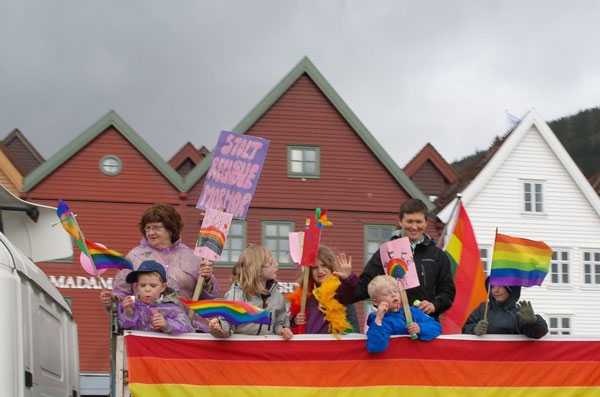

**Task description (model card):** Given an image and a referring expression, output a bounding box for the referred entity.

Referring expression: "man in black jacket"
[345,199,455,320]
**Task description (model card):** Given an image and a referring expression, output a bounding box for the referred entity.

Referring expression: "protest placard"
[194,208,234,261]
[196,131,270,219]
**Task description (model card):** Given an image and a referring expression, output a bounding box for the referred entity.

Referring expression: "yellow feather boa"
[312,275,352,338]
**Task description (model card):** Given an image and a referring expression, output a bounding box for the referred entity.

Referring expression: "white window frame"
[479,245,492,274]
[99,155,123,176]
[582,250,600,287]
[549,248,570,286]
[547,314,573,336]
[522,180,545,214]
[216,220,246,267]
[287,146,320,178]
[262,221,295,268]
[364,224,396,266]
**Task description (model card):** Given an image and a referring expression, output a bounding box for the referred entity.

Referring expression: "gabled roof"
[2,128,44,175]
[168,142,209,170]
[182,57,433,209]
[438,110,600,221]
[404,143,458,184]
[0,144,24,192]
[23,111,185,192]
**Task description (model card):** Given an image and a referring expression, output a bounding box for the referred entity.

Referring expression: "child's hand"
[407,322,420,335]
[208,318,227,338]
[294,312,306,325]
[375,302,389,326]
[279,327,294,340]
[199,258,214,280]
[333,253,353,280]
[122,296,135,316]
[150,309,167,331]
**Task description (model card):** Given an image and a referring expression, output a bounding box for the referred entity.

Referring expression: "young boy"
[366,275,441,353]
[118,260,193,334]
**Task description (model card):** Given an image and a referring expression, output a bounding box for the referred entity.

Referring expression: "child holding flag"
[366,275,441,353]
[118,260,194,335]
[208,245,293,339]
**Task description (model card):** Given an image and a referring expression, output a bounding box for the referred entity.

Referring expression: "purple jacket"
[294,274,358,334]
[112,239,218,300]
[117,298,194,335]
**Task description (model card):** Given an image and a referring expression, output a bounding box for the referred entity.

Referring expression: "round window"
[99,155,122,176]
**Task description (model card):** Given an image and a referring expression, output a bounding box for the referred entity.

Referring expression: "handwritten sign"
[379,237,420,289]
[196,131,269,219]
[194,209,233,261]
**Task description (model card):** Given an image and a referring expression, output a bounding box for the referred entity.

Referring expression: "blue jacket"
[366,307,442,353]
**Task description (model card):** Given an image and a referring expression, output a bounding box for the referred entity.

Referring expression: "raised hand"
[518,300,536,324]
[333,253,353,280]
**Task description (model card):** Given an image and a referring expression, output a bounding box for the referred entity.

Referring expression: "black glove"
[518,300,536,324]
[474,320,488,336]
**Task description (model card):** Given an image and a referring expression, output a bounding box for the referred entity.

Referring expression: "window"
[364,224,396,264]
[288,146,320,178]
[583,251,600,285]
[99,155,123,176]
[217,221,245,266]
[523,181,543,213]
[550,250,570,284]
[480,246,492,274]
[262,221,294,266]
[548,316,571,335]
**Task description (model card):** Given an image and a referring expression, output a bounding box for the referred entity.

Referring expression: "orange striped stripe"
[127,357,600,387]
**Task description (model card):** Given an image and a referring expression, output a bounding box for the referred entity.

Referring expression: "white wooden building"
[439,110,600,337]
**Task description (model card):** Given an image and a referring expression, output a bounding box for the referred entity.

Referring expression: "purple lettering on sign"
[196,131,270,219]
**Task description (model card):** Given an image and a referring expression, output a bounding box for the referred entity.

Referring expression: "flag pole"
[299,218,312,325]
[483,227,499,322]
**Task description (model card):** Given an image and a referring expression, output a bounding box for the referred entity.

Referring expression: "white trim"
[439,110,600,221]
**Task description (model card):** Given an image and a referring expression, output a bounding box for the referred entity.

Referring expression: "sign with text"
[194,208,233,261]
[196,131,270,219]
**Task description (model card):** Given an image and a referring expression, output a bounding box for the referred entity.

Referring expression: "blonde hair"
[236,245,274,296]
[367,275,399,300]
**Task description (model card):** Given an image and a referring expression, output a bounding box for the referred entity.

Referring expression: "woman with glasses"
[100,204,218,330]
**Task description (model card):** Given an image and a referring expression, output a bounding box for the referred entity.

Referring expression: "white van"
[0,185,79,397]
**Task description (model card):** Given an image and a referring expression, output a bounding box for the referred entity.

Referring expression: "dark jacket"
[462,285,548,339]
[344,234,455,319]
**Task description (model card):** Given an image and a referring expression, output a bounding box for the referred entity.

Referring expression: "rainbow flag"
[56,200,90,256]
[85,239,133,270]
[181,299,271,326]
[441,202,487,334]
[490,233,552,287]
[315,207,333,228]
[125,333,600,396]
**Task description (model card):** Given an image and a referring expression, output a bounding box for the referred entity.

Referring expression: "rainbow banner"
[85,239,133,270]
[441,202,488,334]
[125,333,600,396]
[56,200,90,256]
[490,233,552,287]
[180,299,271,325]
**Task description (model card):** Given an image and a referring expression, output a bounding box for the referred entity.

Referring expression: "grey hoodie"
[220,280,290,336]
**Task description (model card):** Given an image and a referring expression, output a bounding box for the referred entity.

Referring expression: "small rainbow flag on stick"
[489,233,552,287]
[56,200,90,256]
[85,239,133,271]
[181,299,271,326]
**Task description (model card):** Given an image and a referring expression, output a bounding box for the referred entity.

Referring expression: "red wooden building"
[403,143,458,203]
[22,57,433,395]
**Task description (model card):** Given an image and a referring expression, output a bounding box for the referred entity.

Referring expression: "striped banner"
[125,333,600,396]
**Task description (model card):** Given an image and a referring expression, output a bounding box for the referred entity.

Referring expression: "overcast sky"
[1,1,599,167]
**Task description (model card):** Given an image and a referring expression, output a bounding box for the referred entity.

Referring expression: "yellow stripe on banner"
[128,384,599,397]
[446,234,463,263]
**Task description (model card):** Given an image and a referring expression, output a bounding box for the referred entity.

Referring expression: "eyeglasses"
[144,224,165,233]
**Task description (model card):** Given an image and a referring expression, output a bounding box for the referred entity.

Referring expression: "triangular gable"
[2,128,44,176]
[183,57,433,209]
[168,142,207,169]
[23,111,185,192]
[404,143,458,184]
[0,145,23,192]
[438,110,600,221]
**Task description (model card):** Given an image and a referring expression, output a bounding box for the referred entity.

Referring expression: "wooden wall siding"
[25,127,181,203]
[0,169,19,194]
[410,159,451,197]
[237,75,411,212]
[3,136,42,175]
